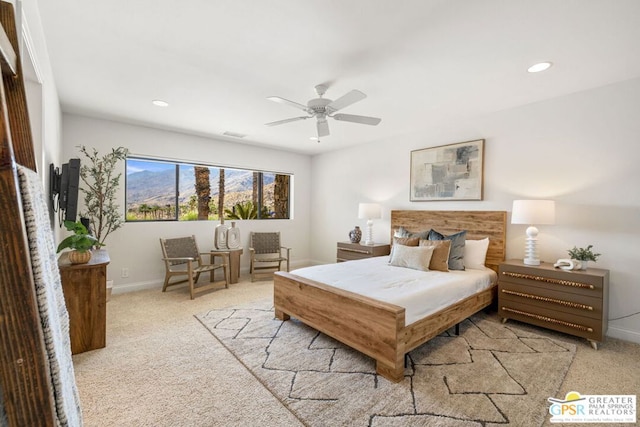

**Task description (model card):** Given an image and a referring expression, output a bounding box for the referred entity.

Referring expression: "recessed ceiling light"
[527,62,552,73]
[152,99,169,107]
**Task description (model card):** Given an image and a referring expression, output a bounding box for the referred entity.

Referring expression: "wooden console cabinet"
[498,259,609,349]
[58,249,110,354]
[337,242,390,262]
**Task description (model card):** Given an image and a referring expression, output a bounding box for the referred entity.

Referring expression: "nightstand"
[336,242,390,262]
[498,259,609,349]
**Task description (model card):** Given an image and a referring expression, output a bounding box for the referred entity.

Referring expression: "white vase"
[572,259,587,270]
[214,221,229,249]
[226,221,241,249]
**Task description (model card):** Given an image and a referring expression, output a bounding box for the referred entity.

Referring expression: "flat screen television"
[50,158,81,224]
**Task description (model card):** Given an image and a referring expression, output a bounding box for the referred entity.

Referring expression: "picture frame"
[410,139,484,201]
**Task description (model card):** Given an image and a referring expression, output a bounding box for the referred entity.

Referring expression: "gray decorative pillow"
[395,226,432,240]
[428,229,467,271]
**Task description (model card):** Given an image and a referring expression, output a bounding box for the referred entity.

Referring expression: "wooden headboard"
[390,210,507,272]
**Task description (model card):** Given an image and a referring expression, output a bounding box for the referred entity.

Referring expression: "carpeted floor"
[72,278,640,426]
[196,300,577,426]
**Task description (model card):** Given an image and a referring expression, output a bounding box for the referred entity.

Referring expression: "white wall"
[61,114,312,293]
[310,77,640,343]
[20,0,63,233]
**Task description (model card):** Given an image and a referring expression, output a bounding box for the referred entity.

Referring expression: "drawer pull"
[501,289,594,311]
[502,271,594,290]
[501,307,593,333]
[338,247,370,255]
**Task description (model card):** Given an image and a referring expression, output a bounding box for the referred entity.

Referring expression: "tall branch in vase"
[78,146,129,246]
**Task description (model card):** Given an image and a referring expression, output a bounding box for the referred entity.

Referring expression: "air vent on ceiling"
[223,131,246,138]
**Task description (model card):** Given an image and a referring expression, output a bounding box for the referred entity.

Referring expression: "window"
[125,157,291,221]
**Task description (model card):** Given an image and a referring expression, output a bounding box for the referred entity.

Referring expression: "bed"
[274,210,507,382]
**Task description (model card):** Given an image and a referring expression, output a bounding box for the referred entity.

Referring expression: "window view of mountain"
[125,159,285,221]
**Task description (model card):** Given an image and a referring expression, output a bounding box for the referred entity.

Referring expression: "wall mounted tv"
[50,158,81,224]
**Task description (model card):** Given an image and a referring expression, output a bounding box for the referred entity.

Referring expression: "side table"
[211,248,243,284]
[498,259,609,349]
[58,249,110,354]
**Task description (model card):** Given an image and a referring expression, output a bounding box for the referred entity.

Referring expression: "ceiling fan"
[265,84,381,139]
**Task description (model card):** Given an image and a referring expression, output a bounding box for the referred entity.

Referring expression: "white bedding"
[290,256,497,326]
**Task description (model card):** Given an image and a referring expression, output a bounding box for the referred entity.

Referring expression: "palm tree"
[225,201,257,219]
[274,174,289,219]
[194,166,210,220]
[139,204,151,219]
[218,168,225,222]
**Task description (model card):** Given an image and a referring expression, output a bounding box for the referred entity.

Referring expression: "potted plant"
[78,145,129,246]
[57,220,101,264]
[567,245,601,270]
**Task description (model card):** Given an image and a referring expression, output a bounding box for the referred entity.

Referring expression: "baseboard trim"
[607,325,640,344]
[112,280,162,294]
[113,259,317,294]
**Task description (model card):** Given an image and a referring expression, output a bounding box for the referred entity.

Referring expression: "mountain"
[126,165,273,207]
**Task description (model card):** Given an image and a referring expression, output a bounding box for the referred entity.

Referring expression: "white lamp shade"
[511,200,555,225]
[358,203,382,220]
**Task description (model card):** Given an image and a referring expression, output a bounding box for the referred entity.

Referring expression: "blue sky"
[126,159,175,175]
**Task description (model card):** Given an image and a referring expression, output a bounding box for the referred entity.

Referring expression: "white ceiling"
[35,0,640,155]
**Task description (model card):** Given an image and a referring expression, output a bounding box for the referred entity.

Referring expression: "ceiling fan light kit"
[266,84,381,140]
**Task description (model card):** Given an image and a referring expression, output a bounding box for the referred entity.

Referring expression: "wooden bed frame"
[274,210,506,382]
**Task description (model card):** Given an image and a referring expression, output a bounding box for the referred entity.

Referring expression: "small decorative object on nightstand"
[349,226,362,243]
[567,245,601,271]
[498,259,609,349]
[337,242,390,262]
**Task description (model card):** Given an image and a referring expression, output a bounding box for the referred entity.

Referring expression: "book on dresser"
[498,259,609,349]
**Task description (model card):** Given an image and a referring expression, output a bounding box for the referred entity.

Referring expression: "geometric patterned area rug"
[196,299,576,427]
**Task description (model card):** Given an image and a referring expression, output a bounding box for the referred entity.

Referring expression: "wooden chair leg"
[162,275,171,292]
[188,265,195,300]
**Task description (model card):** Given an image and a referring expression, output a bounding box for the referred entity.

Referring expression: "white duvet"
[290,256,497,326]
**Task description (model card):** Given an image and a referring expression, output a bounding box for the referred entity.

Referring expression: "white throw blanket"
[11,165,83,426]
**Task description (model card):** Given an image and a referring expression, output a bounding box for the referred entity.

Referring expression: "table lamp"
[358,203,381,245]
[511,200,555,265]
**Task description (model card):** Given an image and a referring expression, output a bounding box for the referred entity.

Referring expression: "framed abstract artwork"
[410,139,484,201]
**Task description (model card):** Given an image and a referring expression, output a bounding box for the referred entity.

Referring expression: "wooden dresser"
[336,242,390,262]
[498,259,609,349]
[58,249,110,354]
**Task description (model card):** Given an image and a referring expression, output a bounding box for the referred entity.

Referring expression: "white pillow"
[389,244,434,272]
[464,238,490,270]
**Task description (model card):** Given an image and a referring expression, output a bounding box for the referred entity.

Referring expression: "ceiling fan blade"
[326,89,366,112]
[267,96,310,112]
[332,113,381,126]
[317,119,330,137]
[265,116,310,126]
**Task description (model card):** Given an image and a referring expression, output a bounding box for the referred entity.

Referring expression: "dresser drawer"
[499,299,604,341]
[499,267,604,299]
[499,281,603,320]
[336,242,390,262]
